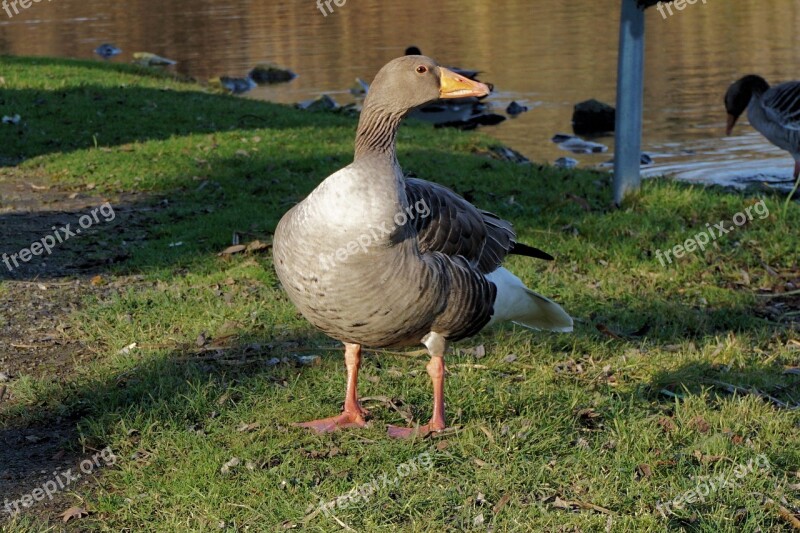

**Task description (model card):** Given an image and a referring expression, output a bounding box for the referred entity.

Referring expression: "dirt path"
[0,168,159,526]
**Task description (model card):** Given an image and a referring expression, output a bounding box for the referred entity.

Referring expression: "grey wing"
[425,252,496,342]
[762,81,800,130]
[404,177,515,274]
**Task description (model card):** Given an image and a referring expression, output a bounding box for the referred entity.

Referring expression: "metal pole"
[613,0,645,206]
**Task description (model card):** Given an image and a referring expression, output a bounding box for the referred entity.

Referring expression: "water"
[2,0,799,190]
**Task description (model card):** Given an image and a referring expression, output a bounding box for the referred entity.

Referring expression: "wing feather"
[762,81,800,130]
[404,178,515,273]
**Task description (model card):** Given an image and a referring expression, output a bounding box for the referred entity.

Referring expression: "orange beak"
[438,67,490,99]
[726,113,738,136]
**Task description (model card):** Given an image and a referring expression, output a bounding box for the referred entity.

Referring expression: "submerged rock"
[478,145,531,165]
[506,101,529,116]
[603,153,654,166]
[132,52,177,67]
[296,94,338,111]
[249,63,297,84]
[551,133,608,154]
[572,99,615,134]
[554,157,579,169]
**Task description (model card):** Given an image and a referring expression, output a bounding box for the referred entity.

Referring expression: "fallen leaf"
[693,450,724,464]
[196,332,208,347]
[493,493,512,514]
[294,355,321,366]
[690,416,710,433]
[118,342,137,355]
[237,422,261,433]
[462,345,485,358]
[567,194,591,211]
[637,463,652,478]
[220,457,240,475]
[554,359,584,374]
[245,239,271,253]
[657,417,677,433]
[219,244,246,256]
[575,408,604,429]
[60,506,89,523]
[552,496,571,510]
[596,323,624,340]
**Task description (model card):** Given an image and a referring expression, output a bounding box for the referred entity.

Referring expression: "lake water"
[2,0,799,191]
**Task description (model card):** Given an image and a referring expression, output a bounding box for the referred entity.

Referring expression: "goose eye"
[416,65,427,74]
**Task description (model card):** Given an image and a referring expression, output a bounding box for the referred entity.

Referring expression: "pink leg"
[388,333,448,439]
[294,343,369,433]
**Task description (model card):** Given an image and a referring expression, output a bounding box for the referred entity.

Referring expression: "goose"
[273,56,572,439]
[725,74,800,182]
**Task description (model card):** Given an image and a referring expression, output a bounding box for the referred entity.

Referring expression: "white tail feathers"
[486,267,573,332]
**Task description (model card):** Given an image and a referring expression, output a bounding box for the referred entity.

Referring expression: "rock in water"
[296,95,338,111]
[249,63,297,84]
[554,157,578,169]
[551,134,608,154]
[572,99,615,134]
[506,101,528,116]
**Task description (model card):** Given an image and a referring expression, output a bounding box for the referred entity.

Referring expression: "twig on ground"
[762,495,800,530]
[705,380,798,410]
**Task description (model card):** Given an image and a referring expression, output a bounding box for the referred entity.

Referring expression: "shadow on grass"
[0,57,354,165]
[0,328,797,525]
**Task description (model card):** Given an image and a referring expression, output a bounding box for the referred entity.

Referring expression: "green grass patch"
[0,56,798,532]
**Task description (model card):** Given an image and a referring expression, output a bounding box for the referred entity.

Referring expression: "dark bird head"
[724,74,770,135]
[405,46,422,56]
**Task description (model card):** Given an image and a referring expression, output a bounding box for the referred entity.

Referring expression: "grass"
[0,56,798,532]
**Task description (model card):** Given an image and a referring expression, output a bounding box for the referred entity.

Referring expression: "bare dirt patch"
[0,170,162,526]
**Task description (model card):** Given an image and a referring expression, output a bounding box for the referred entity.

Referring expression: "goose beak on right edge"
[725,113,738,136]
[438,67,490,99]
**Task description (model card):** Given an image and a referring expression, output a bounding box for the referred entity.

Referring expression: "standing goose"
[273,56,572,439]
[725,74,800,182]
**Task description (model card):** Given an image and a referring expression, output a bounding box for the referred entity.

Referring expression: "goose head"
[724,74,770,135]
[355,56,489,160]
[363,55,490,116]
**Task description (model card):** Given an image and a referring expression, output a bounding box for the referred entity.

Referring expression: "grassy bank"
[0,56,798,532]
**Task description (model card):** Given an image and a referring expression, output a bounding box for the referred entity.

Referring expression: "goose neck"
[354,103,404,162]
